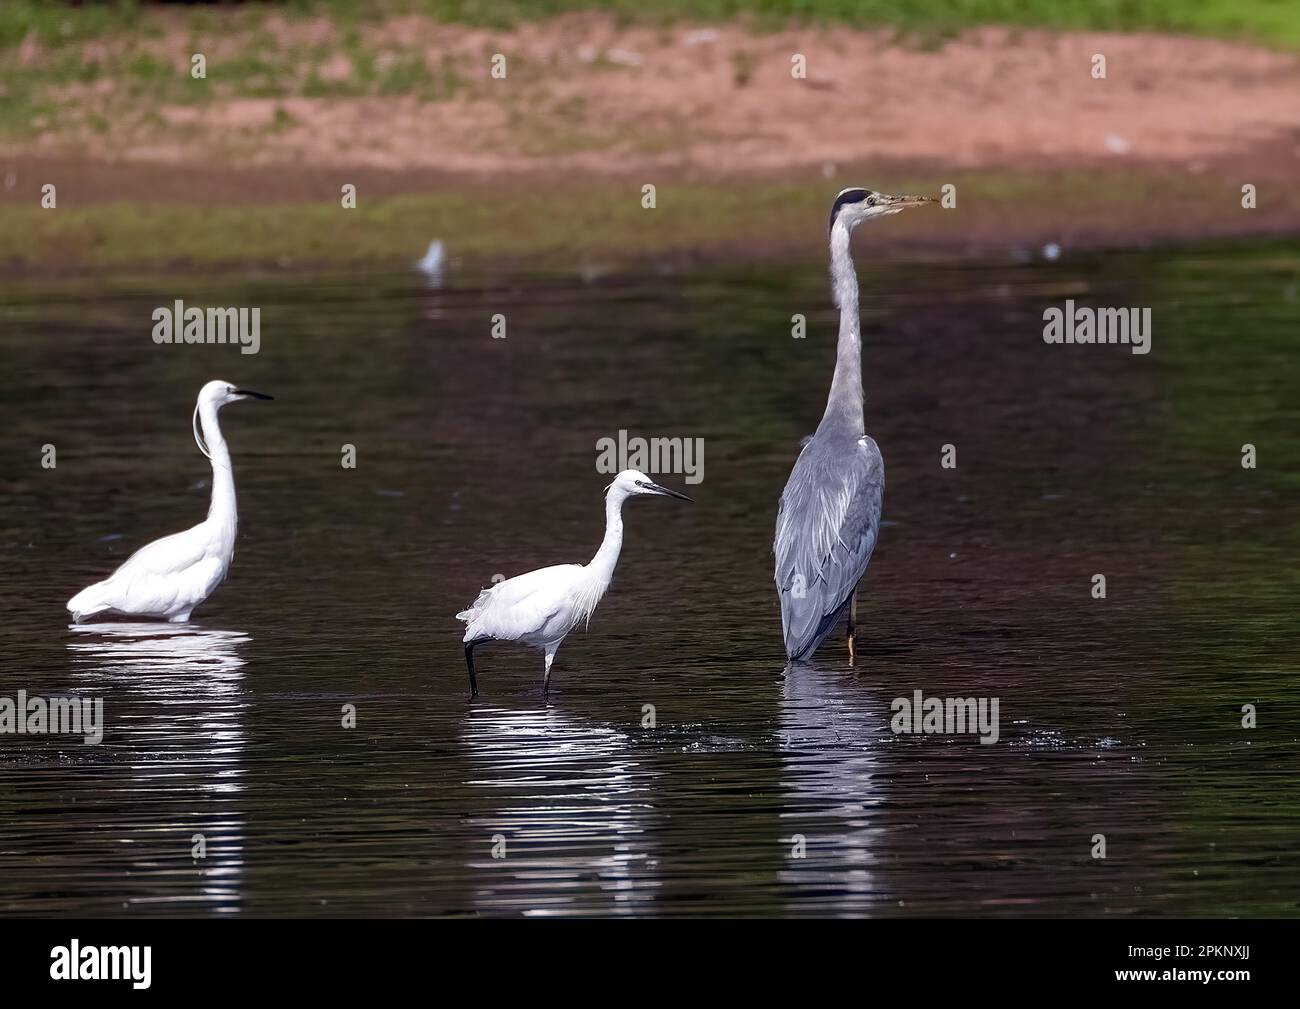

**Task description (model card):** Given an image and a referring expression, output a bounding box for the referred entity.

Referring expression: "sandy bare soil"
[11,15,1300,181]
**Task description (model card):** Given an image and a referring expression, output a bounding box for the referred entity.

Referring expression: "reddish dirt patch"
[10,16,1300,177]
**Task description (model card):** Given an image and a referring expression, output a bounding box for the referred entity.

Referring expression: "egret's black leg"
[465,643,479,698]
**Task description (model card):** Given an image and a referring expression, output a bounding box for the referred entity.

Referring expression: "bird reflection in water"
[778,662,886,913]
[66,623,249,913]
[460,703,660,916]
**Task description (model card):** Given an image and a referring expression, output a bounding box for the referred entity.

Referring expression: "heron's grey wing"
[774,436,884,660]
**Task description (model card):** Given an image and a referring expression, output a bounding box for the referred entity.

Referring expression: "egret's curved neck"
[818,220,865,436]
[198,401,238,545]
[587,492,626,587]
[569,491,627,627]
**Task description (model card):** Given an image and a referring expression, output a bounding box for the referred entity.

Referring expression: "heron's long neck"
[818,221,865,436]
[198,402,238,546]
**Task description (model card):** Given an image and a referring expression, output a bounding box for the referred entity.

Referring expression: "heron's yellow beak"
[877,193,935,209]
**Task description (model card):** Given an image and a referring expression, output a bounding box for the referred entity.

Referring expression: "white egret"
[456,469,693,698]
[415,239,445,283]
[66,379,273,624]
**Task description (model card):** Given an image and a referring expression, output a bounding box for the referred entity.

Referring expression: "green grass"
[4,0,1300,50]
[0,169,1274,275]
[0,173,926,273]
[284,1,1300,46]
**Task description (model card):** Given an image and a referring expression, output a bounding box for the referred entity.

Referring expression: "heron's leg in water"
[465,643,479,698]
[847,584,860,663]
[543,645,559,700]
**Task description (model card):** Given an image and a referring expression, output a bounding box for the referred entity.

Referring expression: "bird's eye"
[635,480,647,487]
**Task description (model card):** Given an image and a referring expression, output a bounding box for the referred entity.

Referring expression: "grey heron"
[774,188,933,662]
[457,469,693,699]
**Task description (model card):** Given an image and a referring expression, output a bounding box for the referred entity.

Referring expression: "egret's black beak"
[235,389,274,400]
[649,481,693,502]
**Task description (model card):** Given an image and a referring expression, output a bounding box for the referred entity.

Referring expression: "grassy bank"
[4,2,1298,273]
[5,1,1300,48]
[2,0,1298,141]
[2,168,1292,274]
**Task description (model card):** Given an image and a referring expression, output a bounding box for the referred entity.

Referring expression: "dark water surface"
[1,243,1297,916]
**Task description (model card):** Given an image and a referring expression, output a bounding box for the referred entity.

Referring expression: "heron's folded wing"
[774,438,883,657]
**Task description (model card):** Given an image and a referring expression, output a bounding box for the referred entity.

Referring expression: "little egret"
[774,188,933,662]
[456,469,693,698]
[67,380,273,624]
[415,239,445,283]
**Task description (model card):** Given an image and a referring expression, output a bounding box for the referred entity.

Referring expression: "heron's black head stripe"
[829,188,871,232]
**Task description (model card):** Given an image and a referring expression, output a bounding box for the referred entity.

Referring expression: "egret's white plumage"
[415,239,445,283]
[67,379,272,624]
[456,469,693,698]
